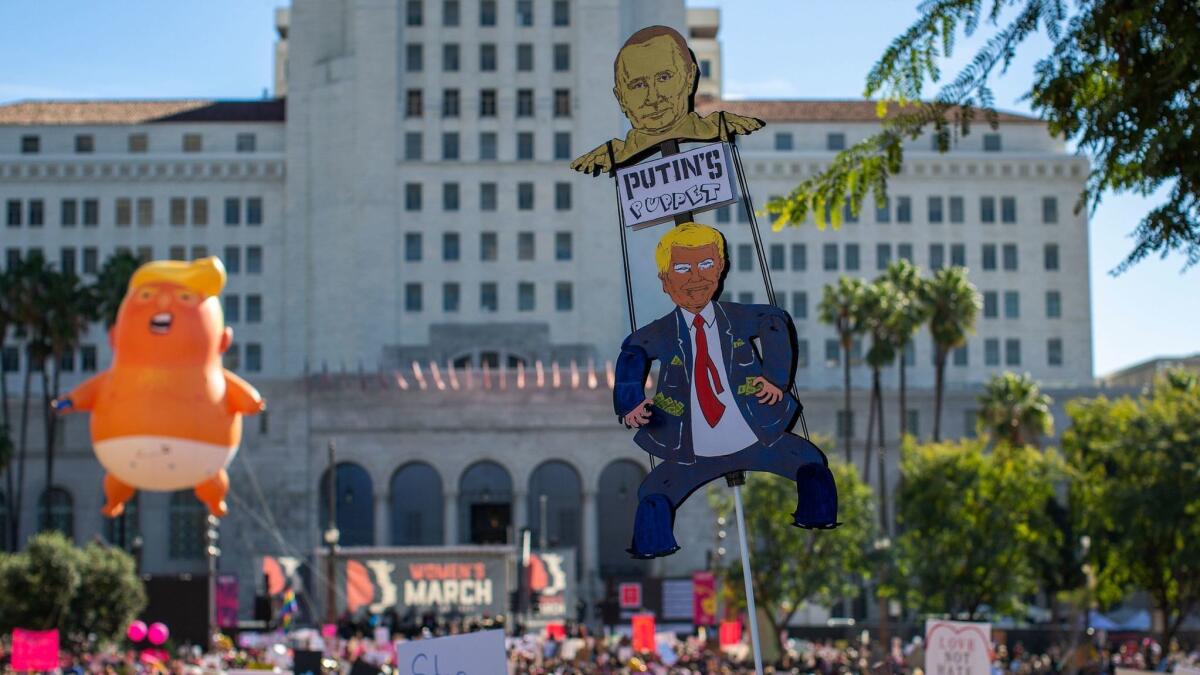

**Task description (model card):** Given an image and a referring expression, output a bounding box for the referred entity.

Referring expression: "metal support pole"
[324,440,339,626]
[727,472,764,675]
[206,515,221,647]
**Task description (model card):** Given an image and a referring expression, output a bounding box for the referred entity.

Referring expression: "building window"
[1046,338,1063,366]
[406,44,423,72]
[187,246,203,261]
[953,344,968,366]
[715,205,731,223]
[517,133,534,160]
[553,132,572,161]
[791,243,807,271]
[443,0,459,26]
[169,198,186,226]
[480,232,498,261]
[981,196,996,223]
[928,196,944,223]
[844,244,860,271]
[442,132,460,160]
[769,244,785,270]
[948,196,964,223]
[983,291,998,318]
[475,133,497,163]
[169,491,205,559]
[792,291,808,319]
[136,198,153,226]
[898,243,913,261]
[1001,196,1017,223]
[518,182,534,210]
[169,246,186,261]
[128,133,148,153]
[406,0,423,26]
[775,133,794,151]
[823,243,838,271]
[1046,290,1061,318]
[738,292,754,304]
[182,133,202,152]
[553,43,570,71]
[8,199,25,226]
[1042,196,1058,224]
[480,282,498,311]
[405,283,423,312]
[735,244,752,272]
[224,198,240,225]
[443,182,460,211]
[60,199,77,227]
[516,89,534,117]
[80,345,97,371]
[516,0,533,26]
[443,43,460,72]
[405,132,423,160]
[982,244,997,270]
[1004,291,1020,319]
[1003,243,1018,270]
[1044,243,1059,271]
[405,232,423,262]
[443,282,460,312]
[225,344,240,370]
[896,196,912,223]
[553,0,569,26]
[555,282,573,311]
[2,346,18,373]
[517,43,533,71]
[700,59,712,78]
[875,196,890,223]
[20,135,39,154]
[480,0,496,26]
[480,89,497,117]
[60,248,76,276]
[39,487,74,538]
[246,246,263,274]
[83,199,99,227]
[555,232,572,260]
[554,89,571,118]
[826,133,845,151]
[224,246,240,274]
[842,202,859,224]
[479,43,497,71]
[442,89,460,118]
[951,243,965,267]
[518,282,535,311]
[1005,338,1021,366]
[225,295,241,323]
[480,182,498,211]
[876,243,892,270]
[929,243,944,270]
[405,183,422,211]
[441,232,461,262]
[984,338,1000,366]
[27,200,43,227]
[518,232,535,261]
[75,134,94,153]
[406,89,423,117]
[190,198,207,226]
[555,182,572,211]
[983,133,1002,152]
[82,248,98,274]
[236,133,256,153]
[797,339,810,368]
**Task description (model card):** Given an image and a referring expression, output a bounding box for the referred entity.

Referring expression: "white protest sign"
[616,141,738,229]
[1173,666,1200,675]
[396,630,506,675]
[925,620,992,675]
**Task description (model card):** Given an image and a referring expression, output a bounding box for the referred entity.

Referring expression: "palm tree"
[919,267,981,441]
[819,276,867,463]
[11,252,52,540]
[40,270,96,497]
[882,260,928,439]
[977,372,1054,447]
[0,267,15,548]
[859,280,900,532]
[93,251,141,329]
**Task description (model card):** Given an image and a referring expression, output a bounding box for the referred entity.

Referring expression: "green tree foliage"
[892,438,1061,619]
[766,0,1200,271]
[918,267,981,440]
[1063,370,1200,647]
[977,371,1054,446]
[818,277,868,463]
[709,457,876,652]
[0,532,145,652]
[93,250,141,329]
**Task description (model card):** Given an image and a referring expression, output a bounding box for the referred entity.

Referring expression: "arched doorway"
[458,461,512,545]
[319,462,375,546]
[38,486,74,539]
[527,460,581,549]
[597,459,649,577]
[104,493,140,552]
[390,462,443,545]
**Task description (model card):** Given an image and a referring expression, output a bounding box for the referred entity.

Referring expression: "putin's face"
[614,35,697,134]
[660,243,724,314]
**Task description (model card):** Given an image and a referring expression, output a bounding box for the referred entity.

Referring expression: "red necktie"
[692,314,726,427]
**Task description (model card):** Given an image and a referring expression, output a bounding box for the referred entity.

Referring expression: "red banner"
[692,571,716,626]
[631,614,656,653]
[719,620,742,649]
[12,628,60,671]
[545,622,566,641]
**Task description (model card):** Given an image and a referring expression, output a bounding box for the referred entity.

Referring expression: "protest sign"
[925,620,992,675]
[615,142,738,229]
[11,628,59,672]
[693,571,716,626]
[395,630,506,675]
[631,614,656,653]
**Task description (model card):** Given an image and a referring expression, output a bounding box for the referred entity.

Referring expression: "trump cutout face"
[660,243,724,315]
[614,34,697,134]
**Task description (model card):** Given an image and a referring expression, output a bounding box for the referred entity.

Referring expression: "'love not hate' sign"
[616,142,738,229]
[924,620,992,675]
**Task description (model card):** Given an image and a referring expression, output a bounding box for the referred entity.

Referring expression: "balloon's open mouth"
[149,312,173,335]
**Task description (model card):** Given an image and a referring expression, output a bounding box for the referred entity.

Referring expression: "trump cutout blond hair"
[655,222,726,275]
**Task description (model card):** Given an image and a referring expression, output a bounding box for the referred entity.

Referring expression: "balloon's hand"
[752,377,783,405]
[51,398,74,413]
[623,398,654,428]
[570,143,614,176]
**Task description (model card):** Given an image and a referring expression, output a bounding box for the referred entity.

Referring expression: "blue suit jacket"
[614,301,799,465]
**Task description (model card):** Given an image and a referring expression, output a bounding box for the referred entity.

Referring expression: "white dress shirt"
[679,304,759,457]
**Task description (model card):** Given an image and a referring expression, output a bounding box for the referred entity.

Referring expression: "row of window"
[4,245,264,276]
[1,345,98,374]
[4,339,260,376]
[807,336,1065,370]
[403,281,574,313]
[4,197,265,228]
[18,132,258,155]
[404,0,570,28]
[404,42,572,74]
[774,131,1006,153]
[720,195,1061,226]
[405,230,572,262]
[982,290,1065,320]
[223,294,264,324]
[403,130,573,162]
[405,88,572,118]
[402,181,571,211]
[731,241,1060,273]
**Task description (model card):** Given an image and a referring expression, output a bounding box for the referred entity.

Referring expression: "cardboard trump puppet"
[55,257,264,518]
[614,223,839,559]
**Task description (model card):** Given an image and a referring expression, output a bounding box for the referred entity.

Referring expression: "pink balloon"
[147,622,169,646]
[127,620,148,642]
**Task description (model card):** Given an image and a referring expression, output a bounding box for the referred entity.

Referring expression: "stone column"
[512,490,528,544]
[374,493,389,546]
[581,489,599,602]
[444,491,458,545]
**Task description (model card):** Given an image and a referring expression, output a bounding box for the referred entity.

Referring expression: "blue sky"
[0,0,1194,377]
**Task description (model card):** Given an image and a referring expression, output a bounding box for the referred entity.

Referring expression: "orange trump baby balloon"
[55,256,264,518]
